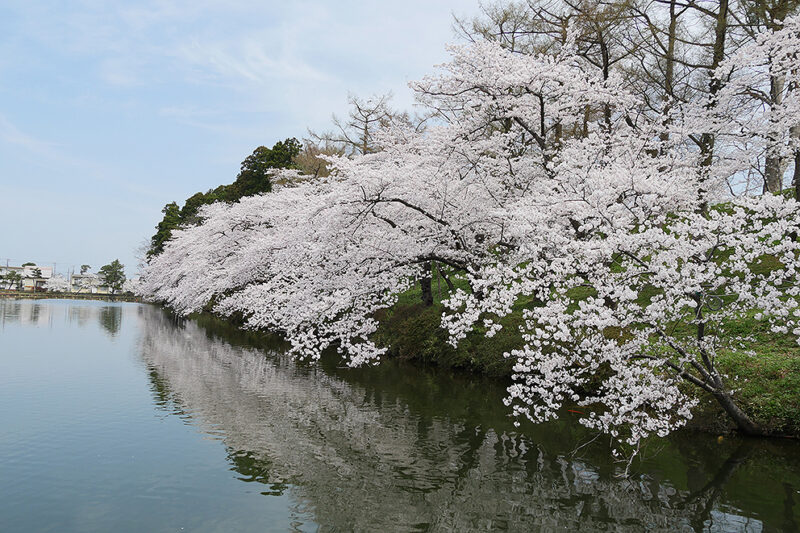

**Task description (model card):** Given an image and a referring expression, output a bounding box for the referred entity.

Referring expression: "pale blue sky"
[0,0,478,276]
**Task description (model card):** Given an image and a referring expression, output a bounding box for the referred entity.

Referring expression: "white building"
[70,273,111,294]
[0,264,53,291]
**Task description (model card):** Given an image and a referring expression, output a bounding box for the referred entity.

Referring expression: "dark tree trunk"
[698,0,729,212]
[791,149,800,243]
[420,262,433,307]
[441,272,455,293]
[658,0,677,149]
[764,74,787,194]
[712,388,765,436]
[693,297,764,436]
[794,148,800,201]
[435,263,456,293]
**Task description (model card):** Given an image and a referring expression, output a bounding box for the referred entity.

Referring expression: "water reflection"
[0,299,125,337]
[0,300,52,327]
[99,306,122,337]
[68,303,94,328]
[136,306,800,532]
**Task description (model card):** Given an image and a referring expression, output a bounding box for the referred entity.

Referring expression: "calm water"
[1,299,798,532]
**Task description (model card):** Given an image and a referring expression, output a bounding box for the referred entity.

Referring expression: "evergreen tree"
[98,259,126,295]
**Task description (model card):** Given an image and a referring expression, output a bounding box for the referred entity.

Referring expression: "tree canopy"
[98,259,126,294]
[147,138,302,258]
[232,138,301,197]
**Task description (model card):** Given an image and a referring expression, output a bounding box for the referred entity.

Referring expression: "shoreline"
[186,305,800,440]
[0,291,142,302]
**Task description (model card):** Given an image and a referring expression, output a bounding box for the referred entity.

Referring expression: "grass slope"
[374,269,800,436]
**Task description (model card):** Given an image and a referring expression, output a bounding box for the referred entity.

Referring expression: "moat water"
[1,299,798,532]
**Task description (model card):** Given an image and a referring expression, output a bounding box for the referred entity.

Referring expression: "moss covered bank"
[372,283,800,438]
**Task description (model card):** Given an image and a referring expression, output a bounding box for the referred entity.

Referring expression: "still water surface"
[1,299,798,532]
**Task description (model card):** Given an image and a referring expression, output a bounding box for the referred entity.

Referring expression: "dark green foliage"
[147,138,301,258]
[373,302,520,378]
[180,192,216,224]
[232,138,301,198]
[2,270,22,290]
[98,259,126,294]
[372,267,523,378]
[148,202,182,258]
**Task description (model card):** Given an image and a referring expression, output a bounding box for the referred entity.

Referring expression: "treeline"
[147,93,414,258]
[149,138,301,257]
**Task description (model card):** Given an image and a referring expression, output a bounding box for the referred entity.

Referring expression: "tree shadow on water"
[99,306,122,337]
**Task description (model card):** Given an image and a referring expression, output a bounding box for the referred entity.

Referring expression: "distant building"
[0,264,53,291]
[70,273,111,294]
[22,265,53,292]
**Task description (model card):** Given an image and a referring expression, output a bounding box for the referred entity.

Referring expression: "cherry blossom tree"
[139,172,410,365]
[138,17,800,457]
[122,278,140,294]
[427,27,800,448]
[712,15,800,196]
[72,273,99,293]
[44,275,70,293]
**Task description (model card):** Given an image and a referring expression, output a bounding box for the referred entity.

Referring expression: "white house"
[0,264,53,291]
[70,273,111,294]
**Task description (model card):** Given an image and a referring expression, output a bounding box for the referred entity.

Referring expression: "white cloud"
[0,114,59,153]
[177,36,331,87]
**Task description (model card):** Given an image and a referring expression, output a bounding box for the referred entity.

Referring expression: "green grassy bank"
[372,274,800,438]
